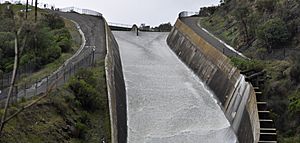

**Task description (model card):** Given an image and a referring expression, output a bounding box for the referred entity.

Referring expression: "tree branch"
[2,76,62,125]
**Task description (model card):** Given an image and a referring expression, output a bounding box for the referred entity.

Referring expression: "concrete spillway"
[113,31,237,143]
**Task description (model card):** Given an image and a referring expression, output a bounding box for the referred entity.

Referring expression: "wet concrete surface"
[113,31,237,143]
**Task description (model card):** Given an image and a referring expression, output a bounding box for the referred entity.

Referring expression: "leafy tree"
[52,28,72,52]
[199,6,218,16]
[288,91,300,115]
[233,6,250,43]
[68,69,104,112]
[256,18,290,52]
[0,48,3,60]
[290,55,300,84]
[256,0,277,13]
[1,6,14,19]
[158,23,172,32]
[0,18,15,32]
[42,13,65,29]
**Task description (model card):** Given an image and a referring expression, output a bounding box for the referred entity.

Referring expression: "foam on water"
[114,31,237,143]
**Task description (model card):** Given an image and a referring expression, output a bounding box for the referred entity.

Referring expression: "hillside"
[0,3,79,81]
[0,3,110,142]
[0,61,111,143]
[199,0,300,142]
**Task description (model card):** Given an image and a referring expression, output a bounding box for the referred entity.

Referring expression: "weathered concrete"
[104,21,127,143]
[167,19,260,143]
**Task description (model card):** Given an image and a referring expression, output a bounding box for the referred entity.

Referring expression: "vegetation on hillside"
[0,3,73,73]
[0,61,110,143]
[200,0,300,142]
[152,22,173,32]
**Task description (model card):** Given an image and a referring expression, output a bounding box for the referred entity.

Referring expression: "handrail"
[60,7,102,17]
[108,22,132,28]
[179,11,199,18]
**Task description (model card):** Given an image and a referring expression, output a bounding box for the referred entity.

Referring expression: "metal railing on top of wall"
[178,11,199,18]
[60,7,102,17]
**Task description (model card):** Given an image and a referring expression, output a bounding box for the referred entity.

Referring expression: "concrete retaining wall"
[167,19,260,143]
[104,20,127,143]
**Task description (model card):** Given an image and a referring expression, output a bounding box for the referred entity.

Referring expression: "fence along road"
[0,9,106,107]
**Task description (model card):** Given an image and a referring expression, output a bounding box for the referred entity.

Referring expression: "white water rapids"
[113,31,237,143]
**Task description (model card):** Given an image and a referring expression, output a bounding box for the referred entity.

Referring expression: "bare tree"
[26,0,29,19]
[0,27,24,135]
[35,0,38,22]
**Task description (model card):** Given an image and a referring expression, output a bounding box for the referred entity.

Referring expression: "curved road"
[53,11,106,60]
[114,31,237,143]
[0,12,106,103]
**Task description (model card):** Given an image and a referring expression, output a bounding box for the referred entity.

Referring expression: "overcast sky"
[6,0,220,26]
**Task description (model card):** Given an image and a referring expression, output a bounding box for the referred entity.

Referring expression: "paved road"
[181,17,247,59]
[0,12,106,103]
[53,11,106,60]
[114,31,237,143]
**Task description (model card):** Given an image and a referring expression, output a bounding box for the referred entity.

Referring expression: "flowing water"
[113,31,237,143]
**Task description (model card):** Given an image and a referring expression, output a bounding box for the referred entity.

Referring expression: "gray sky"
[32,0,220,26]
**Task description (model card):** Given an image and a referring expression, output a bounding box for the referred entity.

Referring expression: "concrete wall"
[167,19,260,143]
[104,20,127,143]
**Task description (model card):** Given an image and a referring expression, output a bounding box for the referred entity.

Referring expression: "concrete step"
[258,141,277,143]
[260,119,275,128]
[257,102,268,111]
[256,95,266,102]
[258,111,271,119]
[256,92,263,95]
[260,128,277,133]
[259,132,277,141]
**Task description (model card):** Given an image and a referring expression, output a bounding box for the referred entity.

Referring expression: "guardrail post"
[15,86,18,103]
[35,80,38,96]
[1,77,3,89]
[24,82,26,97]
[63,68,66,82]
[56,73,58,87]
[92,47,95,66]
[47,76,49,89]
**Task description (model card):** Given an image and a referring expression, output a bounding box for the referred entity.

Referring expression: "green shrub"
[230,57,264,71]
[290,56,300,84]
[52,28,72,52]
[0,18,15,32]
[46,45,61,63]
[20,54,34,66]
[68,78,100,111]
[67,68,106,112]
[74,69,97,87]
[256,18,290,52]
[42,13,65,29]
[288,91,300,115]
[75,122,87,139]
[79,111,90,125]
[256,0,277,13]
[52,28,72,40]
[58,38,72,53]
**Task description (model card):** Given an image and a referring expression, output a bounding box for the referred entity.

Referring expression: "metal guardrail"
[108,22,132,28]
[0,48,95,107]
[0,15,95,107]
[60,7,102,17]
[179,11,199,18]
